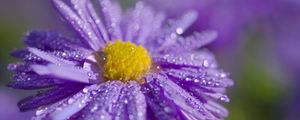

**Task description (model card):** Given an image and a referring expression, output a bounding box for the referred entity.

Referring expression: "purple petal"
[70,0,109,43]
[164,68,233,88]
[28,47,76,65]
[172,11,198,35]
[33,84,100,120]
[18,83,85,111]
[149,11,198,52]
[85,0,110,42]
[98,0,123,40]
[162,31,218,53]
[24,30,81,51]
[51,50,90,62]
[74,81,146,120]
[142,75,187,120]
[154,50,218,69]
[144,73,219,120]
[10,49,46,63]
[52,0,103,50]
[11,73,39,81]
[7,79,60,90]
[30,64,92,83]
[163,68,232,103]
[124,2,165,46]
[10,49,30,59]
[115,81,146,120]
[73,81,125,120]
[7,63,31,73]
[204,101,228,118]
[13,47,91,63]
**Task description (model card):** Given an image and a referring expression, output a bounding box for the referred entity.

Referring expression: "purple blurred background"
[0,0,299,120]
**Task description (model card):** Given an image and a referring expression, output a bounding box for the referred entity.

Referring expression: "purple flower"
[8,0,233,119]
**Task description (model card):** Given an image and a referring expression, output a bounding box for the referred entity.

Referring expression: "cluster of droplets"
[142,76,186,120]
[143,74,224,119]
[33,81,147,120]
[24,53,44,63]
[165,68,230,88]
[162,31,217,53]
[34,88,92,120]
[24,31,80,51]
[8,63,36,81]
[52,50,88,62]
[156,51,217,68]
[8,63,30,73]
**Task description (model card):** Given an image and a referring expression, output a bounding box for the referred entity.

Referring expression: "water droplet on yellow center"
[103,40,151,83]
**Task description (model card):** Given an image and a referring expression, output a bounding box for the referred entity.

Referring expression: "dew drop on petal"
[219,95,230,102]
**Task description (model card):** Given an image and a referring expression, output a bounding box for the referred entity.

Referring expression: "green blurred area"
[225,34,288,120]
[0,24,24,85]
[0,1,290,120]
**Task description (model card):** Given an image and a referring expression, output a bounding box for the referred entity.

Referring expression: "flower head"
[8,0,233,119]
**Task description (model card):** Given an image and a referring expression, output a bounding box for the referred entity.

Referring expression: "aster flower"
[8,0,233,120]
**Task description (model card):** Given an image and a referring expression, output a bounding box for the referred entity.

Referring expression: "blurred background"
[0,0,299,120]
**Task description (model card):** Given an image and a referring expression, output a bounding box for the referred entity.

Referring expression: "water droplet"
[207,81,212,85]
[83,88,88,93]
[219,95,230,102]
[100,115,105,119]
[7,64,17,71]
[185,77,191,81]
[68,98,74,104]
[124,99,128,104]
[220,73,227,78]
[214,82,220,87]
[164,107,171,113]
[203,60,209,67]
[36,109,44,116]
[92,91,97,95]
[176,28,184,34]
[91,105,98,112]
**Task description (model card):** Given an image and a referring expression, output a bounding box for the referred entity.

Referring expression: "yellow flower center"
[103,40,151,83]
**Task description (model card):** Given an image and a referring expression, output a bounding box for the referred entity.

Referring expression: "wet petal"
[204,101,229,118]
[32,84,97,120]
[115,81,146,120]
[73,81,124,120]
[28,47,76,65]
[71,0,109,43]
[74,81,146,120]
[98,0,123,40]
[143,75,187,120]
[144,73,218,120]
[18,83,85,111]
[7,79,60,90]
[154,50,218,69]
[124,2,165,45]
[24,30,81,51]
[162,31,218,53]
[30,63,95,83]
[164,68,233,88]
[52,0,103,50]
[150,11,198,52]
